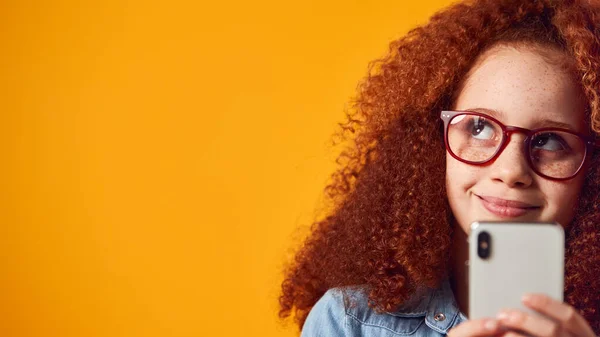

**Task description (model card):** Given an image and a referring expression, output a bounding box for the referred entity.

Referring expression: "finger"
[496,309,558,337]
[501,332,529,337]
[522,294,595,336]
[448,318,502,337]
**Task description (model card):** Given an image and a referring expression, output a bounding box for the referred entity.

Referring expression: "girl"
[279,0,600,336]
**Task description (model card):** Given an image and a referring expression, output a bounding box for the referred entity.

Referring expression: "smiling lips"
[477,195,540,218]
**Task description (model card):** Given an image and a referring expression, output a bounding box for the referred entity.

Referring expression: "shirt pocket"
[346,310,426,336]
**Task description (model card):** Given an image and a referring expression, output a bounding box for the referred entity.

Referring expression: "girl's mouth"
[476,194,541,218]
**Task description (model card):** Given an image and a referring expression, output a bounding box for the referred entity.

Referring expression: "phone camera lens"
[477,231,491,259]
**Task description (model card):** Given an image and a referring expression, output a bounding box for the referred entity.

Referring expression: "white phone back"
[468,222,564,320]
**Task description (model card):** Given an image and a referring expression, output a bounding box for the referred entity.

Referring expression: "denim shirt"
[301,279,468,336]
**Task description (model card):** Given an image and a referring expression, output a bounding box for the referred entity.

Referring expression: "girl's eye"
[532,133,567,151]
[470,117,495,140]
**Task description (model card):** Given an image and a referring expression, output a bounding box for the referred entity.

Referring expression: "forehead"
[454,45,586,130]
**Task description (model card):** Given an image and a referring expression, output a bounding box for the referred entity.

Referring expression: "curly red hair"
[279,0,600,334]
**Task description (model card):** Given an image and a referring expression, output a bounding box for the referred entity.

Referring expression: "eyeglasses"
[440,110,600,181]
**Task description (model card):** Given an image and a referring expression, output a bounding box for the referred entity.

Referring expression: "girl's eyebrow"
[533,118,576,130]
[466,107,576,131]
[466,107,504,119]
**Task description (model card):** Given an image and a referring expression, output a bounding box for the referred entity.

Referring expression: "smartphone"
[468,221,564,320]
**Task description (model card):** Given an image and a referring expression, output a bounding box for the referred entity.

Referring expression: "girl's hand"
[448,318,503,337]
[495,294,596,337]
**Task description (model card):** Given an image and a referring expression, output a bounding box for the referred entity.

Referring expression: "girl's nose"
[488,136,534,188]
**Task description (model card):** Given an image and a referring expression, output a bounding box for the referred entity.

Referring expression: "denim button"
[434,313,446,321]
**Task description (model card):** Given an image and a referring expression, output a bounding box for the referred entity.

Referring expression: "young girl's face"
[446,45,588,234]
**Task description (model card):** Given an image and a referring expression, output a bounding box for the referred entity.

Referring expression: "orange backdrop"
[2,0,454,336]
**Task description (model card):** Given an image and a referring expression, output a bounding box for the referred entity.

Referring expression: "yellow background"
[2,1,453,336]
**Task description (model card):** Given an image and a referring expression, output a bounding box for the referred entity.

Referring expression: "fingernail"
[496,311,508,320]
[522,294,533,303]
[484,319,498,330]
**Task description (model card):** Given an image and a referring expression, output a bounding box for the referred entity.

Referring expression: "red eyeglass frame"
[440,110,600,181]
